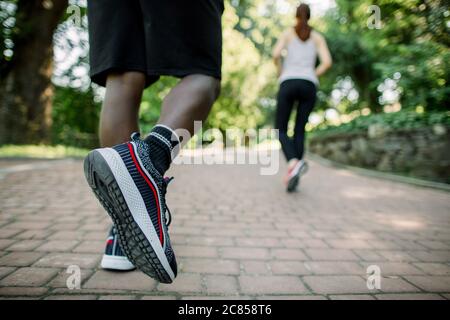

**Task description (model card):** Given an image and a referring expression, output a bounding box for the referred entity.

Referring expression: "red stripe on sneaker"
[127,143,164,245]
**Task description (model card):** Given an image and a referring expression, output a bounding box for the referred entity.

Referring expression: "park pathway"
[0,156,449,300]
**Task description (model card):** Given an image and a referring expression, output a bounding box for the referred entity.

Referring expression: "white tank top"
[279,35,318,86]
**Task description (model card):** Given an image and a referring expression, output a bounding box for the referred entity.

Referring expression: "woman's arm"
[313,31,332,77]
[272,30,290,77]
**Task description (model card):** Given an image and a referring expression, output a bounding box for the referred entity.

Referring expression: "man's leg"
[100,71,146,147]
[143,74,220,175]
[159,74,220,136]
[97,71,146,272]
[84,73,221,282]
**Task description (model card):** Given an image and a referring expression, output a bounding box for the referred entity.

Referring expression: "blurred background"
[0,0,449,183]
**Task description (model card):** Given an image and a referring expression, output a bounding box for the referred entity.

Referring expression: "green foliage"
[52,86,101,149]
[0,144,89,158]
[374,41,450,111]
[206,4,276,132]
[312,110,450,137]
[230,0,297,58]
[318,0,450,113]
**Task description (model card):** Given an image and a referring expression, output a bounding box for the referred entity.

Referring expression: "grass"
[0,145,90,159]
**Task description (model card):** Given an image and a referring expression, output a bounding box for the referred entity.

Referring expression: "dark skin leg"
[100,73,220,147]
[100,73,220,247]
[158,74,221,140]
[100,71,146,147]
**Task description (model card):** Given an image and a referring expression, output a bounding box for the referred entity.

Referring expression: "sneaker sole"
[287,162,309,193]
[101,254,136,271]
[84,148,175,283]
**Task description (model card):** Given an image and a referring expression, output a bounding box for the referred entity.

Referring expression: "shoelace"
[162,177,174,227]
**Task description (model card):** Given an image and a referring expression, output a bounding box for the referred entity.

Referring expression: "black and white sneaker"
[286,160,309,192]
[101,226,135,271]
[84,133,177,283]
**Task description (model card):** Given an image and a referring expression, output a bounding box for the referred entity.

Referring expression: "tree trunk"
[352,62,382,113]
[0,0,68,145]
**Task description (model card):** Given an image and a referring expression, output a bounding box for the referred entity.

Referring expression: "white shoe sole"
[101,254,135,271]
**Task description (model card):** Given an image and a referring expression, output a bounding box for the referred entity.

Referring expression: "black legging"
[275,79,317,161]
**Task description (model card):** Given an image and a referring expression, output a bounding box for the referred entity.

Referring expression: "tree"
[0,0,68,144]
[318,0,449,113]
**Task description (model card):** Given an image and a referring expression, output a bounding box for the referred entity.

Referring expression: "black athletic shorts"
[87,0,224,87]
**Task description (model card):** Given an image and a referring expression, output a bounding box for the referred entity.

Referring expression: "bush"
[311,110,450,138]
[52,86,101,149]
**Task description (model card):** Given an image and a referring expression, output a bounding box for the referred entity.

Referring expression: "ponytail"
[295,3,311,41]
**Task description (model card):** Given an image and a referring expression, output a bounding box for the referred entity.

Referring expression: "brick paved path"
[0,156,449,300]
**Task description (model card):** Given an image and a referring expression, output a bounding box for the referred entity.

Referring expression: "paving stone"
[408,250,450,262]
[413,263,450,275]
[181,258,240,275]
[304,261,365,275]
[0,267,58,286]
[329,295,375,300]
[98,295,137,300]
[72,240,105,253]
[175,245,218,258]
[33,253,100,268]
[378,276,421,293]
[241,260,270,275]
[83,270,157,291]
[0,267,16,279]
[327,239,373,249]
[0,229,23,239]
[269,261,311,275]
[141,295,177,300]
[0,239,17,250]
[377,251,418,262]
[157,273,203,293]
[303,276,371,294]
[221,247,270,260]
[35,240,79,252]
[270,248,308,260]
[239,276,308,294]
[0,251,45,267]
[375,293,444,300]
[0,286,48,296]
[205,275,239,295]
[5,240,45,251]
[44,295,98,300]
[256,295,327,300]
[304,249,359,261]
[404,276,450,292]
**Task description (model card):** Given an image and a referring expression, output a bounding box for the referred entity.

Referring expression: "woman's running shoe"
[286,160,309,192]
